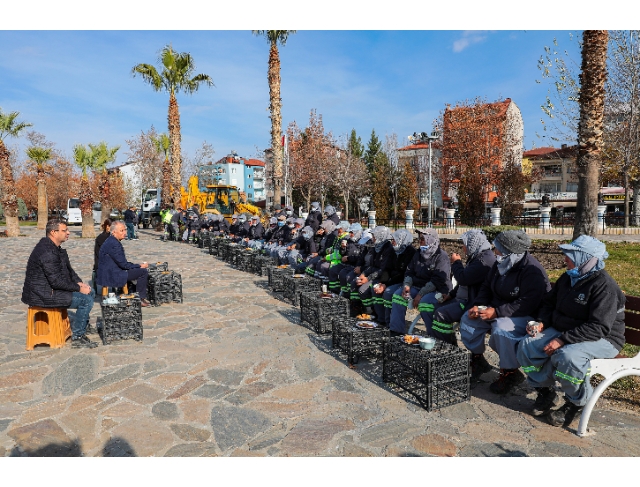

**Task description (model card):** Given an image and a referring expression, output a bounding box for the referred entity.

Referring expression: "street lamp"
[409,131,440,227]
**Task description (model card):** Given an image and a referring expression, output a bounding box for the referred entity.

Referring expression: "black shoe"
[85,325,98,335]
[548,399,583,427]
[531,387,558,417]
[489,368,525,394]
[72,335,98,349]
[470,353,492,381]
[140,298,151,307]
[389,330,404,337]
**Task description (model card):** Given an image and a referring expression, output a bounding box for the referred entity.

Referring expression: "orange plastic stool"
[26,307,72,350]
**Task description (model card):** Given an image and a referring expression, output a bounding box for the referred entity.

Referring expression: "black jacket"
[269,224,292,245]
[291,235,317,257]
[249,222,265,240]
[449,248,496,304]
[237,221,251,238]
[404,246,452,294]
[93,230,110,272]
[342,240,364,266]
[472,252,550,318]
[537,270,626,351]
[124,209,136,224]
[317,230,338,257]
[305,211,322,232]
[364,241,397,282]
[387,246,418,286]
[22,237,82,308]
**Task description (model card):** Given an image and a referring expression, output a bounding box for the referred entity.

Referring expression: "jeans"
[126,222,135,239]
[69,288,96,338]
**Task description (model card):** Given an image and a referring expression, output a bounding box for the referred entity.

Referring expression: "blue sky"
[0,29,583,167]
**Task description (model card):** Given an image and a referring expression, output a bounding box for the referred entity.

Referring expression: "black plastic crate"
[229,245,244,266]
[254,255,278,276]
[148,270,183,305]
[300,291,349,334]
[267,266,292,292]
[199,230,211,249]
[281,275,323,307]
[382,336,470,411]
[218,240,232,260]
[209,237,221,256]
[100,295,143,345]
[331,318,390,365]
[236,249,257,273]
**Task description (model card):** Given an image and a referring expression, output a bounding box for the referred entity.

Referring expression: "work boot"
[531,387,558,417]
[470,353,492,381]
[72,335,98,349]
[548,399,583,427]
[489,368,525,394]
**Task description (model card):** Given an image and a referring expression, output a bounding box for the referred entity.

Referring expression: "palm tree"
[132,45,214,207]
[252,30,296,209]
[90,141,120,226]
[153,132,172,208]
[0,108,33,237]
[574,30,609,239]
[25,146,52,231]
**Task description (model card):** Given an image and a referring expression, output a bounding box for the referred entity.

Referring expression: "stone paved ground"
[1,225,640,457]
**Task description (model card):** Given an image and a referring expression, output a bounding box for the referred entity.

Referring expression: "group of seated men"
[207,204,626,428]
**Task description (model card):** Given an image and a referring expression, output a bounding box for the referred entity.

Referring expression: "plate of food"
[319,292,335,299]
[355,321,378,329]
[401,335,421,345]
[277,265,289,269]
[356,313,372,320]
[292,275,305,278]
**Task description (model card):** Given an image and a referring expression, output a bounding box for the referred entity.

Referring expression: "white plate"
[355,321,378,329]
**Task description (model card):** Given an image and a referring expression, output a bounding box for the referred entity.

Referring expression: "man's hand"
[341,256,348,262]
[401,285,411,299]
[413,294,422,309]
[478,307,497,320]
[526,321,545,337]
[78,282,91,295]
[543,337,564,356]
[468,306,479,319]
[451,252,462,263]
[374,283,386,294]
[140,262,149,269]
[354,266,361,275]
[310,253,318,258]
[356,275,368,286]
[441,293,451,303]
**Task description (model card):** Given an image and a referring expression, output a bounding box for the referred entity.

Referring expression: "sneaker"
[548,399,583,427]
[71,335,98,349]
[85,324,98,335]
[531,387,558,417]
[140,298,151,307]
[470,353,492,381]
[489,368,525,394]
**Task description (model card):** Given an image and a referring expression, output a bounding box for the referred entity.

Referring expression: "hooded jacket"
[472,252,550,318]
[248,222,265,240]
[305,211,322,232]
[537,269,625,351]
[364,240,397,282]
[449,248,496,304]
[403,246,452,295]
[22,237,82,308]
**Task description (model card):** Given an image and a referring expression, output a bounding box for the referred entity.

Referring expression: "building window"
[541,182,561,193]
[248,174,251,178]
[248,193,253,199]
[565,182,578,192]
[231,168,236,174]
[248,184,252,189]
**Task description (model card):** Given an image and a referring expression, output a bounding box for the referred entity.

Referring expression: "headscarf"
[418,228,439,260]
[493,237,526,276]
[372,226,392,253]
[460,229,491,261]
[358,228,372,245]
[310,202,320,212]
[337,221,350,233]
[349,222,363,242]
[559,235,608,287]
[324,205,336,216]
[320,220,336,233]
[301,225,314,240]
[391,229,413,255]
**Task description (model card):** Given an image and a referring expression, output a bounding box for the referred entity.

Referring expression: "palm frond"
[131,64,164,91]
[0,108,33,140]
[26,146,52,166]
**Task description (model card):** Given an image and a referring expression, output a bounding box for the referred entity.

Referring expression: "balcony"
[253,169,265,179]
[253,182,264,190]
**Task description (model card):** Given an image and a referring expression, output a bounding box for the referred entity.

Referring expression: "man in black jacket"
[517,235,624,426]
[460,230,550,394]
[22,219,97,348]
[123,206,136,240]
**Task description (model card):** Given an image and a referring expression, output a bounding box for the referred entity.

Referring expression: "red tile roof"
[525,145,578,160]
[523,147,559,157]
[244,159,265,167]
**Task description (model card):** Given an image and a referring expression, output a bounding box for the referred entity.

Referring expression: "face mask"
[277,221,284,227]
[419,245,429,252]
[287,224,294,228]
[566,268,580,278]
[286,211,292,216]
[496,255,506,263]
[303,233,312,240]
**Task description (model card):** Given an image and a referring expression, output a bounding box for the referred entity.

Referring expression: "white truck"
[140,188,162,228]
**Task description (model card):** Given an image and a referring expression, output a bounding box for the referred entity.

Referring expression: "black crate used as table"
[300,291,349,334]
[254,255,278,276]
[236,249,257,273]
[209,237,221,256]
[148,270,183,305]
[229,245,244,267]
[332,318,390,365]
[199,230,211,249]
[100,294,143,345]
[383,335,470,411]
[267,265,293,292]
[218,240,232,261]
[281,274,323,307]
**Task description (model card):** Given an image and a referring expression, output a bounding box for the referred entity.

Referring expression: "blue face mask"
[277,221,285,227]
[419,245,430,252]
[566,268,580,278]
[303,233,312,240]
[496,255,506,263]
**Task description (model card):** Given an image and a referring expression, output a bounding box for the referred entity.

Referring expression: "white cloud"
[452,31,489,53]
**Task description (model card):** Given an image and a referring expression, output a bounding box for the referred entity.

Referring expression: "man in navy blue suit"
[97,221,150,307]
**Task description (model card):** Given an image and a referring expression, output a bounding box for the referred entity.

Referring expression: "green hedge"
[479,225,523,242]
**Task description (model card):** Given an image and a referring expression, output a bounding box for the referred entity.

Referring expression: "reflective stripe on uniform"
[432,320,455,334]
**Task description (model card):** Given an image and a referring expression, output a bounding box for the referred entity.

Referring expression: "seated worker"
[461,230,550,394]
[244,215,265,249]
[425,229,495,345]
[97,221,151,307]
[288,225,318,271]
[228,214,240,239]
[316,220,351,281]
[305,220,337,277]
[389,228,451,335]
[22,219,97,348]
[305,201,323,232]
[232,214,250,243]
[93,218,112,293]
[265,215,292,262]
[337,223,365,297]
[372,229,417,327]
[323,205,340,226]
[517,235,625,427]
[352,226,396,319]
[344,229,374,305]
[328,222,364,295]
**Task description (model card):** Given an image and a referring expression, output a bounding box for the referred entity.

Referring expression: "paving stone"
[193,383,232,399]
[170,424,211,442]
[458,442,528,457]
[359,420,422,448]
[0,368,49,388]
[152,401,179,420]
[206,368,246,386]
[341,442,375,457]
[439,401,479,422]
[411,434,457,457]
[109,418,174,456]
[224,382,275,405]
[294,358,321,380]
[7,419,76,456]
[281,418,355,455]
[327,376,358,392]
[210,405,272,452]
[80,363,141,394]
[166,376,207,399]
[0,387,34,403]
[101,436,137,457]
[247,423,287,451]
[120,384,165,405]
[163,443,218,457]
[41,354,99,396]
[538,441,583,457]
[588,408,640,429]
[0,418,14,432]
